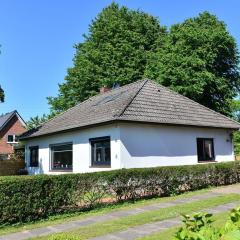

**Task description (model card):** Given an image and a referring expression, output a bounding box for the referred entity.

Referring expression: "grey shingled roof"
[20,79,240,139]
[0,111,16,131]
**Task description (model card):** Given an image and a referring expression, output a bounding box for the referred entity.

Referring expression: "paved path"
[211,184,240,194]
[90,201,240,240]
[0,184,240,240]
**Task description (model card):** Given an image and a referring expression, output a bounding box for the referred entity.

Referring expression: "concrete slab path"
[90,201,240,240]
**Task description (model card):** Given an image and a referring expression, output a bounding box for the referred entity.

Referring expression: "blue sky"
[0,0,240,121]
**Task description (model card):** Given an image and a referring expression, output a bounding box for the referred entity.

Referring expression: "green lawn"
[31,194,240,240]
[0,189,209,236]
[138,212,229,240]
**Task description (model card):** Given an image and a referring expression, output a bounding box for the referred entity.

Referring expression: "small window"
[7,135,14,143]
[197,138,215,162]
[7,135,18,143]
[15,135,19,142]
[30,146,39,167]
[90,137,111,167]
[51,143,73,171]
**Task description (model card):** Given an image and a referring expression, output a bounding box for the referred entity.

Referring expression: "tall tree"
[26,114,50,130]
[0,46,4,102]
[145,12,240,116]
[0,86,4,102]
[48,2,166,114]
[231,99,240,122]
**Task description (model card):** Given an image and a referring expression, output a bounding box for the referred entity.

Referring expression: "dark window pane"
[91,137,111,166]
[104,145,111,162]
[197,139,204,161]
[30,146,39,167]
[7,135,14,142]
[95,147,102,162]
[51,143,73,170]
[197,138,214,162]
[52,144,72,151]
[204,140,211,159]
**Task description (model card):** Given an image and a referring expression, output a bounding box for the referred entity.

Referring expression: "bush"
[0,161,240,225]
[174,206,240,239]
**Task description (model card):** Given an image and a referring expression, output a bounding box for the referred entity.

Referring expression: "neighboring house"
[0,110,26,160]
[20,79,240,175]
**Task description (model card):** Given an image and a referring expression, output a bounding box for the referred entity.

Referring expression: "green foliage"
[47,2,165,113]
[48,234,79,240]
[175,213,217,240]
[44,5,240,117]
[0,162,240,225]
[0,45,4,102]
[0,86,4,102]
[26,114,53,130]
[231,99,240,122]
[174,207,240,240]
[234,131,240,156]
[145,12,240,116]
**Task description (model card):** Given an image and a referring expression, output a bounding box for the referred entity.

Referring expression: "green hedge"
[0,162,240,224]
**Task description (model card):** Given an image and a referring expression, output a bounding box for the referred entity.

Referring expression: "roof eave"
[19,119,117,141]
[19,119,239,141]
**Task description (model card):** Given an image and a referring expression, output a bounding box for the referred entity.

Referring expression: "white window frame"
[7,134,18,144]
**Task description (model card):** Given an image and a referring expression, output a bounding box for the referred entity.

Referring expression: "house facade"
[20,80,240,175]
[0,111,26,160]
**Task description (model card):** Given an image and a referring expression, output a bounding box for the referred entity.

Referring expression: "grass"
[0,189,209,236]
[31,194,240,240]
[138,212,230,240]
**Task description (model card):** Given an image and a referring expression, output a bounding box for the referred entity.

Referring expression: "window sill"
[90,165,111,168]
[198,160,217,163]
[49,169,73,172]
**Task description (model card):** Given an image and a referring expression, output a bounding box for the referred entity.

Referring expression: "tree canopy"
[26,114,50,130]
[47,2,166,114]
[145,12,240,116]
[0,86,4,102]
[46,5,239,119]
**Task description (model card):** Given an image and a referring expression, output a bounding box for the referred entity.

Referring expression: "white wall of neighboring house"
[24,122,235,175]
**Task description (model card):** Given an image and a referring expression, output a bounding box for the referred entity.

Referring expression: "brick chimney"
[100,86,110,94]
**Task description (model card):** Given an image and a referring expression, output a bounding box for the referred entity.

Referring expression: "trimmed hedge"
[0,160,25,176]
[0,162,240,224]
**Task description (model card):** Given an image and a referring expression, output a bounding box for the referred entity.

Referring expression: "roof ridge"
[38,79,147,129]
[117,79,149,118]
[149,80,240,126]
[0,110,15,117]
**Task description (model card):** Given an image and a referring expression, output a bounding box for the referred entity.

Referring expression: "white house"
[20,79,240,175]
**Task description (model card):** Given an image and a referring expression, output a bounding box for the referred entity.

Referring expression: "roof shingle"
[21,79,240,139]
[0,111,16,131]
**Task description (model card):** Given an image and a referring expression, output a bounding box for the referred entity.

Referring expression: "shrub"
[0,159,25,176]
[0,161,240,225]
[174,206,240,239]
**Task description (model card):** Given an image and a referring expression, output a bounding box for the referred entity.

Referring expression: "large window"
[197,138,215,162]
[51,143,73,171]
[90,137,111,167]
[30,146,39,167]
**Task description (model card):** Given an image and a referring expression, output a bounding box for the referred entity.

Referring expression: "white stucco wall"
[25,124,121,175]
[24,122,235,175]
[119,123,234,168]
